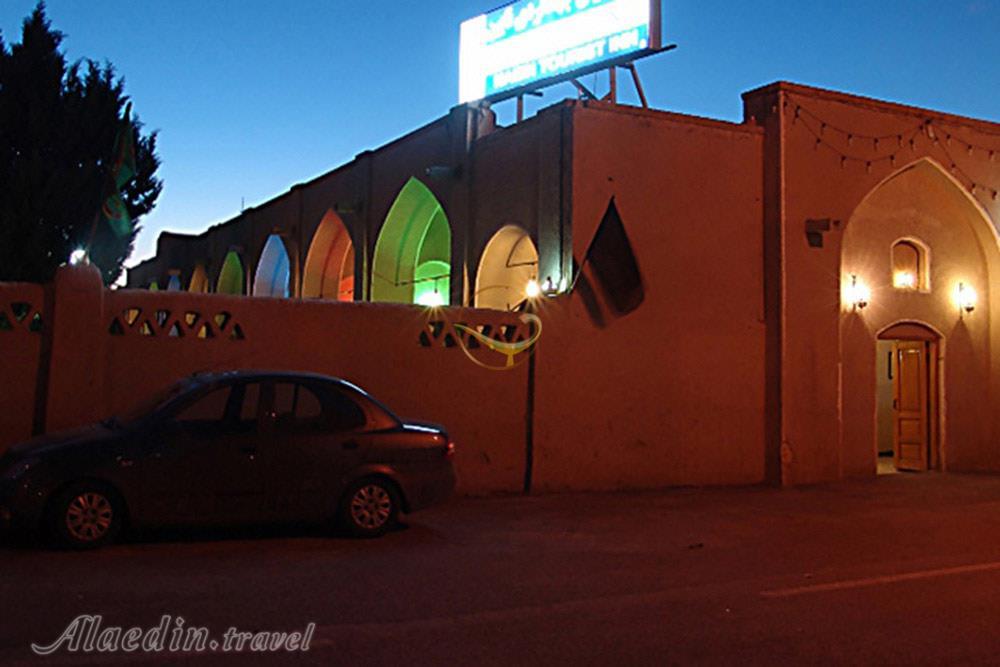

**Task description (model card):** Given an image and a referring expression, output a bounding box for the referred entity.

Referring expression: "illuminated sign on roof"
[459,0,663,104]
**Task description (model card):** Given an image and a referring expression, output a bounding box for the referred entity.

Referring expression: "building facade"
[127,81,1000,487]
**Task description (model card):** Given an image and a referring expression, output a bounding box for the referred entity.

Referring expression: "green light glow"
[413,260,450,306]
[216,251,245,295]
[372,178,452,306]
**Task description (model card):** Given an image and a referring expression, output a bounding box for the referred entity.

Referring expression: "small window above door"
[891,239,930,291]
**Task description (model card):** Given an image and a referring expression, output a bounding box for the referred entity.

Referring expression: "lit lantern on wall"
[845,274,870,311]
[417,288,446,308]
[893,271,916,289]
[956,282,978,314]
[525,279,541,299]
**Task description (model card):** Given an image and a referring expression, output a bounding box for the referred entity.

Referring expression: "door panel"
[259,382,366,521]
[894,341,929,472]
[138,384,264,524]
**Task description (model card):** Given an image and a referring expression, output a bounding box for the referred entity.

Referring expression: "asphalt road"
[4,473,1000,665]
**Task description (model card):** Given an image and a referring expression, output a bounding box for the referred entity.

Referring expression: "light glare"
[893,271,916,289]
[845,274,870,310]
[417,289,446,308]
[956,282,978,313]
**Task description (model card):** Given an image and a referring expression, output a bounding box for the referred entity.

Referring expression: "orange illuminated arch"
[189,264,209,293]
[302,210,355,301]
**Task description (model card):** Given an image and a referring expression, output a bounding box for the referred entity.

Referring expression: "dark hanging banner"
[580,197,645,317]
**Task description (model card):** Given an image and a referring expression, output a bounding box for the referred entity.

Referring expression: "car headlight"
[1,458,39,483]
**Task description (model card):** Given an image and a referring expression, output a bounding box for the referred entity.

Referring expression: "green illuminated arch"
[371,178,452,305]
[216,251,245,295]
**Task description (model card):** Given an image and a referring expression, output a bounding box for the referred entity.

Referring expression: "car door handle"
[342,440,360,450]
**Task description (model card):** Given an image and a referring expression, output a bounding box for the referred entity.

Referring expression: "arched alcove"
[189,264,209,293]
[839,158,1000,476]
[216,251,245,295]
[371,178,452,306]
[302,210,355,301]
[253,235,292,298]
[891,238,930,291]
[474,225,539,310]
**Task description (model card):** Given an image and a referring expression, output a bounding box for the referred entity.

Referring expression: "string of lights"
[787,98,1000,202]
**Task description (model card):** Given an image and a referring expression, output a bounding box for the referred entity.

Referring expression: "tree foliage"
[0,3,162,285]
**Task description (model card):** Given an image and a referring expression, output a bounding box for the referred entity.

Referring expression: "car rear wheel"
[47,483,123,550]
[338,478,400,538]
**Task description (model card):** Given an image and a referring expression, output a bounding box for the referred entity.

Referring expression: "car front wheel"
[47,483,123,549]
[338,478,400,538]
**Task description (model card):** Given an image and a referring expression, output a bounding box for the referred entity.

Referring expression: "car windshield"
[113,379,200,425]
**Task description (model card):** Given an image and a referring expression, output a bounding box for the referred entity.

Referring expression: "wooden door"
[894,341,929,472]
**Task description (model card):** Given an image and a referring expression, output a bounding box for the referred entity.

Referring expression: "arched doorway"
[475,225,539,310]
[189,264,209,293]
[840,158,998,475]
[371,178,452,306]
[875,322,941,474]
[253,235,292,298]
[302,210,355,301]
[216,251,245,295]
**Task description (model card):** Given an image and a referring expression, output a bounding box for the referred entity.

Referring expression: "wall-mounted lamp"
[846,274,870,310]
[68,248,88,266]
[893,271,916,290]
[957,282,977,315]
[425,165,462,181]
[417,287,446,308]
[542,276,559,297]
[525,279,541,299]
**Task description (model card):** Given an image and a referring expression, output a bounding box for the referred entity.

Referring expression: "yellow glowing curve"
[451,313,542,371]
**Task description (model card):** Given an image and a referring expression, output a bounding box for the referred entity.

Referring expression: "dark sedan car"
[0,371,456,548]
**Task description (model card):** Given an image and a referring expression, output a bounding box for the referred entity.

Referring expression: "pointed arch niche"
[839,157,1000,476]
[371,178,452,306]
[189,264,210,293]
[302,210,355,301]
[475,225,539,310]
[216,251,246,295]
[253,235,292,298]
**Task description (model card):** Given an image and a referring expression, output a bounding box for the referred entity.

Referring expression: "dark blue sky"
[2,1,999,265]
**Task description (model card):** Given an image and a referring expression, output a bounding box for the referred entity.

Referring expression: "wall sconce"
[68,248,88,266]
[542,276,559,297]
[417,287,446,308]
[846,274,870,310]
[893,271,916,289]
[957,282,977,315]
[525,279,541,299]
[425,165,462,181]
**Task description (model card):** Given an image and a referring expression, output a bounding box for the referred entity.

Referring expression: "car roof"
[190,370,369,396]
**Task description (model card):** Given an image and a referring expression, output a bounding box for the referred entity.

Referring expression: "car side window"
[272,383,324,433]
[235,382,263,432]
[172,386,233,434]
[325,389,367,432]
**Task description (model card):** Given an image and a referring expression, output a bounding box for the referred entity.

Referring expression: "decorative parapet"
[108,306,245,341]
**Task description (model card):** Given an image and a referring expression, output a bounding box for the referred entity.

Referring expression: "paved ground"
[4,473,1000,665]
